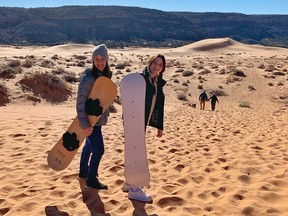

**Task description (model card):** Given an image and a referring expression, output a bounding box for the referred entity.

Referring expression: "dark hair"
[148,54,166,75]
[91,62,112,78]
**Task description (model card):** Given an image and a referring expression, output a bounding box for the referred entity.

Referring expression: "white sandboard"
[120,73,150,186]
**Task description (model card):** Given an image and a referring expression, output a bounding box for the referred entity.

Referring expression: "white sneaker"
[122,182,132,192]
[128,186,152,203]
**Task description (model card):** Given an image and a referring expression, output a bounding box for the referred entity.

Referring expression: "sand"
[0,38,287,216]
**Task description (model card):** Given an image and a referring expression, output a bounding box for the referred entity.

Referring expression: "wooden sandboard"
[47,76,117,171]
[120,73,150,186]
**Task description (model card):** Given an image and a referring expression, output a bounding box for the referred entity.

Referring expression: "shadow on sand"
[45,206,69,216]
[78,178,111,216]
[129,198,158,216]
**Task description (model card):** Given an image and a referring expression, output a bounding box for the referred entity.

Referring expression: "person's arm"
[76,71,95,135]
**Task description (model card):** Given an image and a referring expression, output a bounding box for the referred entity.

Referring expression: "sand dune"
[0,38,287,216]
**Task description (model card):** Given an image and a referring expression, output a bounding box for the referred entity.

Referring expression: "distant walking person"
[209,94,219,111]
[199,91,208,110]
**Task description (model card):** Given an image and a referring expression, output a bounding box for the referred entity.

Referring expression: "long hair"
[148,54,166,76]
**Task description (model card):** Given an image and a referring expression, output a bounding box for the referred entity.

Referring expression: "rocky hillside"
[0,6,287,48]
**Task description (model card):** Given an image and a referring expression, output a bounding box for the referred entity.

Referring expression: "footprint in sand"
[157,196,186,208]
[238,174,251,184]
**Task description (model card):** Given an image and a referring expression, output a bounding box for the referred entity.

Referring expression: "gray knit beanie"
[92,44,108,62]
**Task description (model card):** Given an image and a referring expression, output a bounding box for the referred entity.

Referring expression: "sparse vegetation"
[0,65,22,79]
[22,59,33,68]
[234,68,246,77]
[8,60,21,68]
[182,70,193,77]
[0,83,9,106]
[239,101,252,108]
[19,72,72,103]
[248,85,256,91]
[115,63,125,70]
[177,92,187,101]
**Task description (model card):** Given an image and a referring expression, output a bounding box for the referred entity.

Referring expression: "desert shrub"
[177,92,187,101]
[175,68,184,73]
[219,68,226,75]
[210,64,219,69]
[277,82,284,86]
[76,61,86,67]
[51,55,59,60]
[52,68,66,75]
[209,90,228,96]
[0,65,22,79]
[265,65,276,72]
[239,101,251,108]
[115,63,125,69]
[198,85,203,89]
[19,72,72,103]
[226,76,242,83]
[173,79,180,83]
[199,69,211,75]
[73,55,87,60]
[273,71,285,76]
[182,81,189,86]
[40,59,54,68]
[192,63,204,70]
[0,83,9,106]
[27,95,41,104]
[109,104,117,113]
[182,70,193,77]
[8,59,21,68]
[234,69,246,77]
[22,59,33,68]
[248,85,256,91]
[52,68,78,83]
[63,72,79,83]
[258,63,265,69]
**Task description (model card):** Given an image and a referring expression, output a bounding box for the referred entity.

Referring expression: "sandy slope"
[0,38,287,216]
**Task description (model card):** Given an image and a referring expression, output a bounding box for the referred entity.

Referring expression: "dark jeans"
[79,126,104,181]
[211,102,216,111]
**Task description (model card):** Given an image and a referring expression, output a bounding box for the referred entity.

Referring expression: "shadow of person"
[45,206,69,216]
[130,199,158,216]
[78,179,111,216]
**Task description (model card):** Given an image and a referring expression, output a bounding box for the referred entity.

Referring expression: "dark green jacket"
[142,68,166,130]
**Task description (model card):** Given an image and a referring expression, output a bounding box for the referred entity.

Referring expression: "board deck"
[120,73,150,186]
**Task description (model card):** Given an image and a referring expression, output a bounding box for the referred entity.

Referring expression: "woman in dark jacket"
[123,54,167,202]
[142,56,166,135]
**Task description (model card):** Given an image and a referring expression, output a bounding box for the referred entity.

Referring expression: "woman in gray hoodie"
[77,44,112,190]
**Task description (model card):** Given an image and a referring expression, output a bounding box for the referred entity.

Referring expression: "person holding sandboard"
[120,54,167,202]
[77,44,112,190]
[47,45,116,175]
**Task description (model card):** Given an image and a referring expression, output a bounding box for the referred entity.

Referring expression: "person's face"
[149,57,164,77]
[93,55,107,72]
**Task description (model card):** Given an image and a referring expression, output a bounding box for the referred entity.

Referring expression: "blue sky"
[0,0,287,14]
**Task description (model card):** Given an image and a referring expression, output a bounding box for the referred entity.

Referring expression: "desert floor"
[0,38,288,216]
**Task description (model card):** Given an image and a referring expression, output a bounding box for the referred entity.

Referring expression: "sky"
[0,0,287,15]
